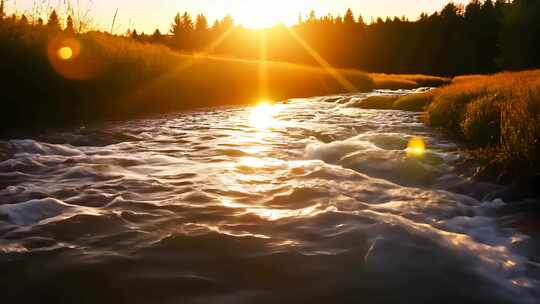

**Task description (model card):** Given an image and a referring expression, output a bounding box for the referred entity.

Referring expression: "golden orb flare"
[57,46,74,60]
[407,137,426,157]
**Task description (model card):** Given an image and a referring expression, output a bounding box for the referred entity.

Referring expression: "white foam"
[10,140,83,156]
[0,198,88,226]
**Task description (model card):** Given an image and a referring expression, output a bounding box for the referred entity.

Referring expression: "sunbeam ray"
[285,27,358,93]
[259,30,269,100]
[126,26,237,102]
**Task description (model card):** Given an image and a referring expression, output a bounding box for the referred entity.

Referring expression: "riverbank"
[0,19,449,134]
[358,70,540,190]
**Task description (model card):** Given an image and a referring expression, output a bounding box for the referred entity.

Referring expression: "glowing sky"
[9,0,469,33]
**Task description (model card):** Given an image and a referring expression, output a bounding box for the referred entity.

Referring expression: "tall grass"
[370,73,451,89]
[426,70,540,177]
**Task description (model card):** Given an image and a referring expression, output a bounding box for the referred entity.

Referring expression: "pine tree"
[195,13,208,31]
[66,15,75,33]
[47,10,62,31]
[0,0,5,21]
[181,11,194,32]
[344,8,355,26]
[170,13,182,36]
[131,29,139,40]
[221,14,234,29]
[19,14,28,26]
[151,28,162,43]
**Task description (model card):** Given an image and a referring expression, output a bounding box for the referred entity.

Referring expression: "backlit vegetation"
[426,70,540,176]
[0,11,443,132]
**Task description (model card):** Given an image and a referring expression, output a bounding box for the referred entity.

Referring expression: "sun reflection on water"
[250,101,281,130]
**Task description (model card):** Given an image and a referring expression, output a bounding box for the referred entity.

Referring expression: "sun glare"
[407,137,426,157]
[235,1,291,28]
[57,46,73,60]
[250,101,279,129]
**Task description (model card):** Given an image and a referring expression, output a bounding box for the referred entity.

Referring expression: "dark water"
[1,89,538,303]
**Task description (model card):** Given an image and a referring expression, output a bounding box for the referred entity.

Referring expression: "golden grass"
[393,91,435,111]
[426,70,540,175]
[354,96,399,109]
[370,73,451,89]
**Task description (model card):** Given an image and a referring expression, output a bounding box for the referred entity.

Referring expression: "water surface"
[1,89,539,303]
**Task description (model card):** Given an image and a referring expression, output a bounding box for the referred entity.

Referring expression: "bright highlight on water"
[1,89,537,304]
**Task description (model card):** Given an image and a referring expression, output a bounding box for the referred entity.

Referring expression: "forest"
[127,0,540,76]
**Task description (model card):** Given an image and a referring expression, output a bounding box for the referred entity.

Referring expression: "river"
[1,89,538,303]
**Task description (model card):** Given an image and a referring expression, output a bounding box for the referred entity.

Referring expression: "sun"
[233,1,296,29]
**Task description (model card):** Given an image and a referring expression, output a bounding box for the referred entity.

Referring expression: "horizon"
[7,0,470,33]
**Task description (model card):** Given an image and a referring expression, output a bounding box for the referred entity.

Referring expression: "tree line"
[1,0,539,76]
[131,0,539,76]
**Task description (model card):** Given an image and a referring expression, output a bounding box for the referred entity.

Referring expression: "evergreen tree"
[195,13,208,31]
[151,28,163,43]
[65,15,75,33]
[344,9,355,26]
[181,11,194,32]
[19,14,28,26]
[0,0,5,21]
[220,14,234,29]
[498,0,540,69]
[170,13,182,36]
[131,29,139,40]
[47,10,62,31]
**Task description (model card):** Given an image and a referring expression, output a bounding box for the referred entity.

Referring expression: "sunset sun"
[230,0,307,28]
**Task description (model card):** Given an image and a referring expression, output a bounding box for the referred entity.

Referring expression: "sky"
[8,0,470,33]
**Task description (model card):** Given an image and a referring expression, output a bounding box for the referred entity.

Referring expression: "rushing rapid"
[1,89,539,304]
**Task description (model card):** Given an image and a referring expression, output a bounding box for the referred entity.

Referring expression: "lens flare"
[407,137,426,157]
[57,46,73,60]
[47,36,107,80]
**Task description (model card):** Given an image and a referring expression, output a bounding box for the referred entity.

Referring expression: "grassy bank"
[0,18,449,134]
[426,70,540,179]
[357,70,540,181]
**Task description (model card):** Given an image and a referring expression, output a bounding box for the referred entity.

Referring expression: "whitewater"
[0,89,538,303]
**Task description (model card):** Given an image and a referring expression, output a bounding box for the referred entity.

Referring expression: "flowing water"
[1,89,539,304]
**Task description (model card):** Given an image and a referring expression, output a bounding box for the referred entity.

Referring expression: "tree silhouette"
[0,0,5,21]
[47,10,61,31]
[195,13,208,31]
[130,29,139,40]
[498,0,540,69]
[181,12,194,32]
[65,15,75,33]
[170,13,182,36]
[344,9,355,26]
[151,29,163,43]
[19,14,28,26]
